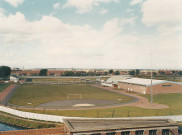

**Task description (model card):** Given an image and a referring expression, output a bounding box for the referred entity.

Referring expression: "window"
[136,130,144,135]
[162,85,172,87]
[162,129,169,135]
[91,133,101,135]
[106,132,116,135]
[149,130,157,135]
[122,131,130,135]
[49,73,55,76]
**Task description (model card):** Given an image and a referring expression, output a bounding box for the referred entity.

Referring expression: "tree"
[178,71,182,76]
[62,71,75,76]
[135,69,140,76]
[39,69,48,76]
[159,71,165,75]
[104,72,108,75]
[115,70,120,75]
[75,71,87,76]
[0,66,11,79]
[109,69,113,74]
[87,72,95,76]
[172,70,175,74]
[129,70,135,75]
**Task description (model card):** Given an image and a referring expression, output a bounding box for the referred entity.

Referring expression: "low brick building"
[11,70,65,76]
[118,78,182,94]
[63,119,178,135]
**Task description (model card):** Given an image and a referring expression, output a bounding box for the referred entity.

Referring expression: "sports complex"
[1,76,182,118]
[0,76,182,135]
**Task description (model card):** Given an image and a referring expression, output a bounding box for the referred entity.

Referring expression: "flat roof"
[106,75,131,84]
[119,78,166,86]
[63,119,177,133]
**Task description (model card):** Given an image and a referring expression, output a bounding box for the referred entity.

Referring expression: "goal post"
[67,94,82,100]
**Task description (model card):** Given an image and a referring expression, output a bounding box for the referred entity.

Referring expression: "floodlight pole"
[150,52,153,104]
[151,68,153,104]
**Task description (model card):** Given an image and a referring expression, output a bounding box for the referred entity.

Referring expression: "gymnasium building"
[118,78,182,94]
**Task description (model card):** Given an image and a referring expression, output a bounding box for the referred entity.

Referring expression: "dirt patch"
[38,100,118,107]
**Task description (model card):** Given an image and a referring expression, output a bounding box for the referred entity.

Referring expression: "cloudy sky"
[0,0,181,69]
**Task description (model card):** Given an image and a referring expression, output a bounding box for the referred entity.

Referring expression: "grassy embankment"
[0,83,10,92]
[9,84,133,107]
[0,112,59,129]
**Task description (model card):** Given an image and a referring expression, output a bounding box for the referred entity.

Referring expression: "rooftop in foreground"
[63,119,177,132]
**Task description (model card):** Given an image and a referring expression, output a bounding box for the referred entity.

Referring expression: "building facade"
[118,78,182,94]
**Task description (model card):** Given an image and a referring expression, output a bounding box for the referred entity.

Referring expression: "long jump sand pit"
[38,99,118,108]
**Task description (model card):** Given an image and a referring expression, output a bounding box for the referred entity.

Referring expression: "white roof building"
[119,78,166,86]
[10,76,19,83]
[106,75,131,84]
[101,75,131,87]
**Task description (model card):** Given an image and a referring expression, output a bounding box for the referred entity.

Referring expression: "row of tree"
[62,71,107,76]
[38,68,182,77]
[62,70,121,76]
[38,69,121,76]
[108,69,120,75]
[0,66,11,79]
[129,69,140,76]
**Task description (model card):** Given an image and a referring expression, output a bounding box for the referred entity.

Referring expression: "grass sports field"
[19,93,182,118]
[0,83,10,92]
[9,84,133,107]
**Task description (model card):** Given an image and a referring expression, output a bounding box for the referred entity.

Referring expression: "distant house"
[101,75,131,87]
[63,118,178,135]
[118,78,182,94]
[11,70,65,76]
[10,76,19,83]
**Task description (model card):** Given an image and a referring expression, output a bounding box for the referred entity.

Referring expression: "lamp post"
[150,52,153,104]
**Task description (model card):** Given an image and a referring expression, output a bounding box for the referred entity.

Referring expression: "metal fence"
[0,106,182,123]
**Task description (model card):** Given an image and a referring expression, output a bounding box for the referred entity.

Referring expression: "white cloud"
[120,17,136,26]
[102,18,122,37]
[126,9,133,13]
[100,9,108,14]
[4,0,24,7]
[63,0,119,13]
[130,0,143,5]
[0,12,181,69]
[0,8,5,16]
[53,2,61,9]
[142,0,182,35]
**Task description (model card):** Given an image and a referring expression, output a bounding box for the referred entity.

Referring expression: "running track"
[0,84,168,110]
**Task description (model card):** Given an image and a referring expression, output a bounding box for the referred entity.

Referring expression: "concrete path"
[0,84,18,104]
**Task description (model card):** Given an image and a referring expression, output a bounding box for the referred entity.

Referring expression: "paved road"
[0,84,18,105]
